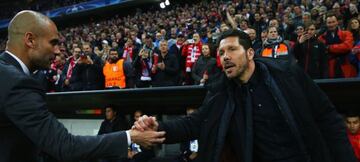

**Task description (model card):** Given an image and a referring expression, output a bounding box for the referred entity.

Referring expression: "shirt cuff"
[126,130,131,146]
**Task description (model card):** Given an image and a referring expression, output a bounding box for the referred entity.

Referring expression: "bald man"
[0,10,165,162]
[244,28,262,52]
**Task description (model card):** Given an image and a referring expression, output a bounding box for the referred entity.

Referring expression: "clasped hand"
[129,115,164,149]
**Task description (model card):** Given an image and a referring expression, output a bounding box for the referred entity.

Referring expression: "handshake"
[128,115,164,149]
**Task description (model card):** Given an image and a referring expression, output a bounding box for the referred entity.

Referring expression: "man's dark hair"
[105,105,119,113]
[325,12,337,20]
[240,19,249,24]
[344,110,360,118]
[305,22,316,30]
[217,29,252,50]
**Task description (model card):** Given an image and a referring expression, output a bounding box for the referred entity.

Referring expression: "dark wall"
[47,79,360,118]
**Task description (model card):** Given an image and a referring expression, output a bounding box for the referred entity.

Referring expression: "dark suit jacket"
[151,53,180,87]
[0,52,128,162]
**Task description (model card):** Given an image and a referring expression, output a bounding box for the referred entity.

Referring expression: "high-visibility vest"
[261,43,289,58]
[103,59,126,88]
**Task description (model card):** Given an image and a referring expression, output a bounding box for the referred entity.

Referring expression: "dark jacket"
[0,52,128,162]
[159,58,356,162]
[133,52,156,88]
[252,39,263,53]
[69,53,104,91]
[294,37,328,79]
[152,53,179,87]
[98,116,130,135]
[169,43,185,72]
[191,55,221,85]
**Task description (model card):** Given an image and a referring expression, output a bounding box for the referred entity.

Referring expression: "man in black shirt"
[134,29,356,162]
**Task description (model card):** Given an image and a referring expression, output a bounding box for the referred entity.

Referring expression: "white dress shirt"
[5,50,30,75]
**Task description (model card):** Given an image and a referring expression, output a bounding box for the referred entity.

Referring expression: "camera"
[80,52,87,59]
[187,39,195,44]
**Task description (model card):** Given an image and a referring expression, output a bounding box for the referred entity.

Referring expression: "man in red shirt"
[345,114,360,161]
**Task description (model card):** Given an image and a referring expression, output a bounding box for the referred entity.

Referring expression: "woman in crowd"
[191,44,221,86]
[347,18,360,77]
[347,18,360,45]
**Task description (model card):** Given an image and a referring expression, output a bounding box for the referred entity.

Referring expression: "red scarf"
[66,57,76,79]
[348,130,360,161]
[123,46,133,62]
[176,41,183,49]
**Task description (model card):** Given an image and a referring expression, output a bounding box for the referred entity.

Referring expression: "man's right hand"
[133,115,159,131]
[298,34,310,44]
[76,57,84,64]
[128,129,165,149]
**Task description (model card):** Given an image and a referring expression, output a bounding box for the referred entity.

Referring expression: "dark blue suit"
[0,52,128,162]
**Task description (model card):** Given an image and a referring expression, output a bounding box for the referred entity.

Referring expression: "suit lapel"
[0,52,25,74]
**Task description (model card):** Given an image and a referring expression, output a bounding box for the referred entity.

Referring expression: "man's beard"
[234,62,248,79]
[30,54,53,71]
[32,59,51,71]
[109,57,119,63]
[224,56,249,81]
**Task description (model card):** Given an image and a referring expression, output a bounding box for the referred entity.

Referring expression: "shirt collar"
[5,50,31,75]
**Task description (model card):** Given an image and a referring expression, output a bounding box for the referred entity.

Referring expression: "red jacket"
[182,42,202,72]
[347,130,360,161]
[318,29,357,78]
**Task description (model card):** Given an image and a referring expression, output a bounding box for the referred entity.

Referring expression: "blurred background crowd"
[0,0,359,93]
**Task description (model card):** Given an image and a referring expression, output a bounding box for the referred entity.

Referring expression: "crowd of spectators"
[0,0,89,20]
[1,0,360,93]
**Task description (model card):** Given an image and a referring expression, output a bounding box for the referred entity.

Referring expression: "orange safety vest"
[103,59,126,88]
[261,43,289,58]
